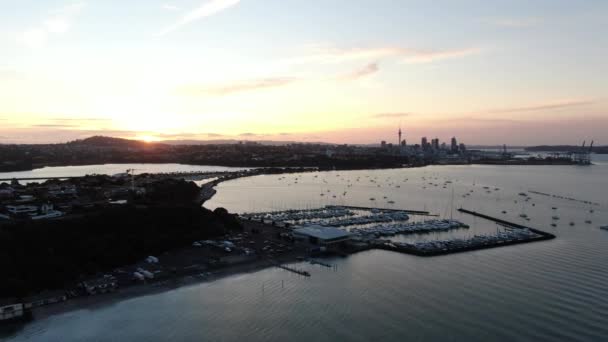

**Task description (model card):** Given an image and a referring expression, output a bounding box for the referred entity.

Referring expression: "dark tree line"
[0,181,242,298]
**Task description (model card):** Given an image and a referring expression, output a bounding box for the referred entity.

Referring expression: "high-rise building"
[432,138,439,150]
[381,141,387,148]
[451,137,458,152]
[459,143,466,153]
[421,137,428,150]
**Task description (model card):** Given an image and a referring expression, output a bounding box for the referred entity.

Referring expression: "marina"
[348,219,469,237]
[2,160,608,341]
[379,228,547,256]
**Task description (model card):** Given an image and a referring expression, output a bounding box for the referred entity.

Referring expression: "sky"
[0,0,606,145]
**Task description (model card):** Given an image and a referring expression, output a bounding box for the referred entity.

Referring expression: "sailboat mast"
[450,186,454,220]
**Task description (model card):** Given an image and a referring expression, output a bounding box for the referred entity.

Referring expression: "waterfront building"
[293,225,352,247]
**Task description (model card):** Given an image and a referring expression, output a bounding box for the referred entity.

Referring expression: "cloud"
[206,133,225,138]
[159,0,240,35]
[483,99,594,114]
[401,48,482,64]
[49,117,111,122]
[30,124,79,128]
[18,2,85,48]
[338,62,380,81]
[371,113,411,119]
[239,132,258,137]
[487,17,541,28]
[177,77,297,96]
[291,45,481,65]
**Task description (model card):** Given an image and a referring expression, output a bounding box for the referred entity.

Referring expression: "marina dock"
[350,208,555,257]
[335,205,434,216]
[457,208,556,237]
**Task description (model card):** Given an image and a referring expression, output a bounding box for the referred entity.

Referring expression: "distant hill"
[161,139,333,146]
[67,136,163,148]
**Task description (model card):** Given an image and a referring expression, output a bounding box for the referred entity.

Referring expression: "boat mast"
[450,186,454,220]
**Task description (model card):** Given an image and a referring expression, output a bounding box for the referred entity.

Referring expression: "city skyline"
[0,0,606,145]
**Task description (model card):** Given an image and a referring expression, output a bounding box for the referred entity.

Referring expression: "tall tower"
[398,127,402,147]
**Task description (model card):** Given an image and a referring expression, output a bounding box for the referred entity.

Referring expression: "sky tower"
[398,126,402,147]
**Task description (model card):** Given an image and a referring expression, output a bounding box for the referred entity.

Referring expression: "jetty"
[307,259,333,268]
[457,208,556,237]
[275,264,311,277]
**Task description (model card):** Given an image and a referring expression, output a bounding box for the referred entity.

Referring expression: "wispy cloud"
[487,17,541,28]
[18,2,86,48]
[291,45,482,65]
[159,0,240,35]
[206,133,225,138]
[483,99,594,114]
[49,117,111,122]
[338,62,380,81]
[371,112,411,119]
[177,77,297,96]
[401,48,482,64]
[30,124,79,128]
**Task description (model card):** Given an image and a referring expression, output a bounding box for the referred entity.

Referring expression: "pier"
[307,259,333,268]
[457,208,556,238]
[275,264,311,277]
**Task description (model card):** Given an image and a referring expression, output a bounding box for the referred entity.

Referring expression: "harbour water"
[0,163,247,180]
[2,156,608,341]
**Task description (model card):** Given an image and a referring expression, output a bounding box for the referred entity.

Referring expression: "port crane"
[572,140,592,165]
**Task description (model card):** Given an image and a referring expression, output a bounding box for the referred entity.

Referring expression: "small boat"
[585,220,592,224]
[569,222,575,226]
[502,211,507,214]
[552,216,559,220]
[520,214,528,218]
[551,223,557,227]
[387,200,395,204]
[601,226,608,231]
[369,198,375,201]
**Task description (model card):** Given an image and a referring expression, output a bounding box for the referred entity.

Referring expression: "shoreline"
[28,255,297,322]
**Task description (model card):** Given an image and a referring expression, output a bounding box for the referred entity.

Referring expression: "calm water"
[2,156,608,341]
[0,163,247,180]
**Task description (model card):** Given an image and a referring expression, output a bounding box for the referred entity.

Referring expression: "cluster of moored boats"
[241,206,354,223]
[390,228,542,252]
[315,211,411,227]
[349,219,468,237]
[241,206,415,228]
